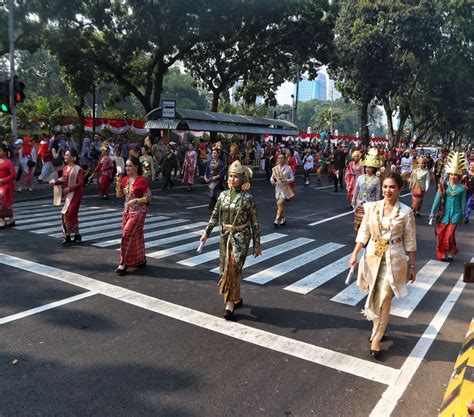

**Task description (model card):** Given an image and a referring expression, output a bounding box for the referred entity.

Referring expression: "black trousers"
[162,170,174,189]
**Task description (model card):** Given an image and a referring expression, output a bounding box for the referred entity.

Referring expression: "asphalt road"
[0,174,472,417]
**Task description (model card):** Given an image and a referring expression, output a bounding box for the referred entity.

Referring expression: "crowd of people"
[1,131,473,358]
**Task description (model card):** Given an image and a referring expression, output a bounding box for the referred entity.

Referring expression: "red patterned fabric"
[94,156,114,196]
[61,167,84,235]
[435,223,458,260]
[0,158,15,216]
[119,175,150,267]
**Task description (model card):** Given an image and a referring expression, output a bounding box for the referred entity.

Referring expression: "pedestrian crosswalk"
[10,200,461,319]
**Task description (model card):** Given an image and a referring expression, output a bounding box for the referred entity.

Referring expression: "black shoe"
[102,195,109,200]
[135,260,147,269]
[62,236,72,246]
[273,221,279,228]
[6,221,15,227]
[370,349,381,360]
[447,257,454,263]
[280,218,286,226]
[73,234,82,243]
[115,266,127,275]
[223,309,234,320]
[235,298,243,308]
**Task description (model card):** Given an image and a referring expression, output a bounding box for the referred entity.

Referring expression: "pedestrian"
[430,151,467,262]
[400,151,413,190]
[92,145,114,199]
[344,150,364,202]
[38,133,53,183]
[115,156,151,275]
[463,160,474,223]
[263,143,272,180]
[140,145,155,184]
[199,160,262,320]
[161,144,176,191]
[0,143,16,228]
[409,157,430,216]
[333,143,346,192]
[182,142,197,191]
[204,144,226,212]
[349,172,417,359]
[352,148,382,232]
[49,149,84,246]
[18,137,37,192]
[302,148,314,185]
[50,133,63,181]
[270,153,295,227]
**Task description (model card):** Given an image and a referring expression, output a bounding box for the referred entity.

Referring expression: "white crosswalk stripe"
[179,233,287,267]
[10,201,458,320]
[13,199,51,208]
[209,237,315,274]
[94,221,207,248]
[244,242,345,285]
[82,218,188,242]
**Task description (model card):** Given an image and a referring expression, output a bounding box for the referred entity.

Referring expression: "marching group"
[1,132,473,358]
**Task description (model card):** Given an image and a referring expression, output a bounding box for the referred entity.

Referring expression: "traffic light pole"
[8,0,17,139]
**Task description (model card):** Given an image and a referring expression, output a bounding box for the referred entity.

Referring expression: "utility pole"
[8,0,17,139]
[293,66,300,127]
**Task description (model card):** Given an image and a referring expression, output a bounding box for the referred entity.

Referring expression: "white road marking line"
[330,281,365,306]
[179,233,287,267]
[15,213,121,231]
[14,206,101,221]
[186,204,208,209]
[144,229,217,251]
[0,253,399,386]
[149,235,221,260]
[391,260,449,318]
[49,216,170,238]
[209,237,314,274]
[312,185,333,190]
[308,211,353,226]
[369,264,471,416]
[0,291,97,325]
[32,212,123,234]
[284,254,353,294]
[15,206,62,216]
[13,199,51,208]
[81,218,187,242]
[15,207,116,227]
[244,242,345,285]
[94,221,205,248]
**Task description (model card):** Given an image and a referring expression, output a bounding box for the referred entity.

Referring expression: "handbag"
[412,183,423,197]
[27,159,36,168]
[463,263,474,283]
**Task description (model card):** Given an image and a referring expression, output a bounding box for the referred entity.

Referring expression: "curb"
[438,318,474,416]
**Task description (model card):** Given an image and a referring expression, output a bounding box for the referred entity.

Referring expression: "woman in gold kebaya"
[200,160,261,320]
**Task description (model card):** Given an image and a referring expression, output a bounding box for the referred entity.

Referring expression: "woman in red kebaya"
[0,144,16,228]
[115,156,151,275]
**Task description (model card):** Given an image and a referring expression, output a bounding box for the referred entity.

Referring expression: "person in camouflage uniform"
[200,160,262,320]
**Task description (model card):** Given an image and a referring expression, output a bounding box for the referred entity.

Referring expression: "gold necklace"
[124,176,136,198]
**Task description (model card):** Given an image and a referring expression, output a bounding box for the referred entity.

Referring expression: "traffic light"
[0,80,10,113]
[13,76,25,103]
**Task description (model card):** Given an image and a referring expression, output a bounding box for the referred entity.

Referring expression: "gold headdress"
[444,150,466,175]
[361,148,381,168]
[228,160,253,191]
[212,141,222,151]
[417,156,426,166]
[352,150,362,159]
[230,142,239,152]
[100,144,109,153]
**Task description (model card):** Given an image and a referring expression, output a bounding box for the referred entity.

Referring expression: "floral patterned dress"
[204,189,261,303]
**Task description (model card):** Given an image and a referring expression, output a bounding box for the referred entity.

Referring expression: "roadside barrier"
[438,318,474,416]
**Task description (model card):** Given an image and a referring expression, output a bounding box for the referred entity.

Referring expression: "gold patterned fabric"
[205,189,261,303]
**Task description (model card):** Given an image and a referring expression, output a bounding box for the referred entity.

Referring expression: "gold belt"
[371,236,402,256]
[223,224,248,232]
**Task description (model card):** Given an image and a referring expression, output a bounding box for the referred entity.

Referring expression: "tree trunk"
[383,98,396,149]
[359,99,370,147]
[152,68,165,112]
[396,108,409,148]
[211,90,220,113]
[74,96,86,139]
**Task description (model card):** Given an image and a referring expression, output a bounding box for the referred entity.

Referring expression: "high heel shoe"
[235,298,243,308]
[370,349,381,359]
[223,308,234,320]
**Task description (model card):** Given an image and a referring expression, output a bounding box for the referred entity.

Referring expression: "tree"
[34,0,219,113]
[185,0,334,112]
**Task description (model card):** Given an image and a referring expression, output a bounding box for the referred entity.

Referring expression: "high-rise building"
[294,72,327,102]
